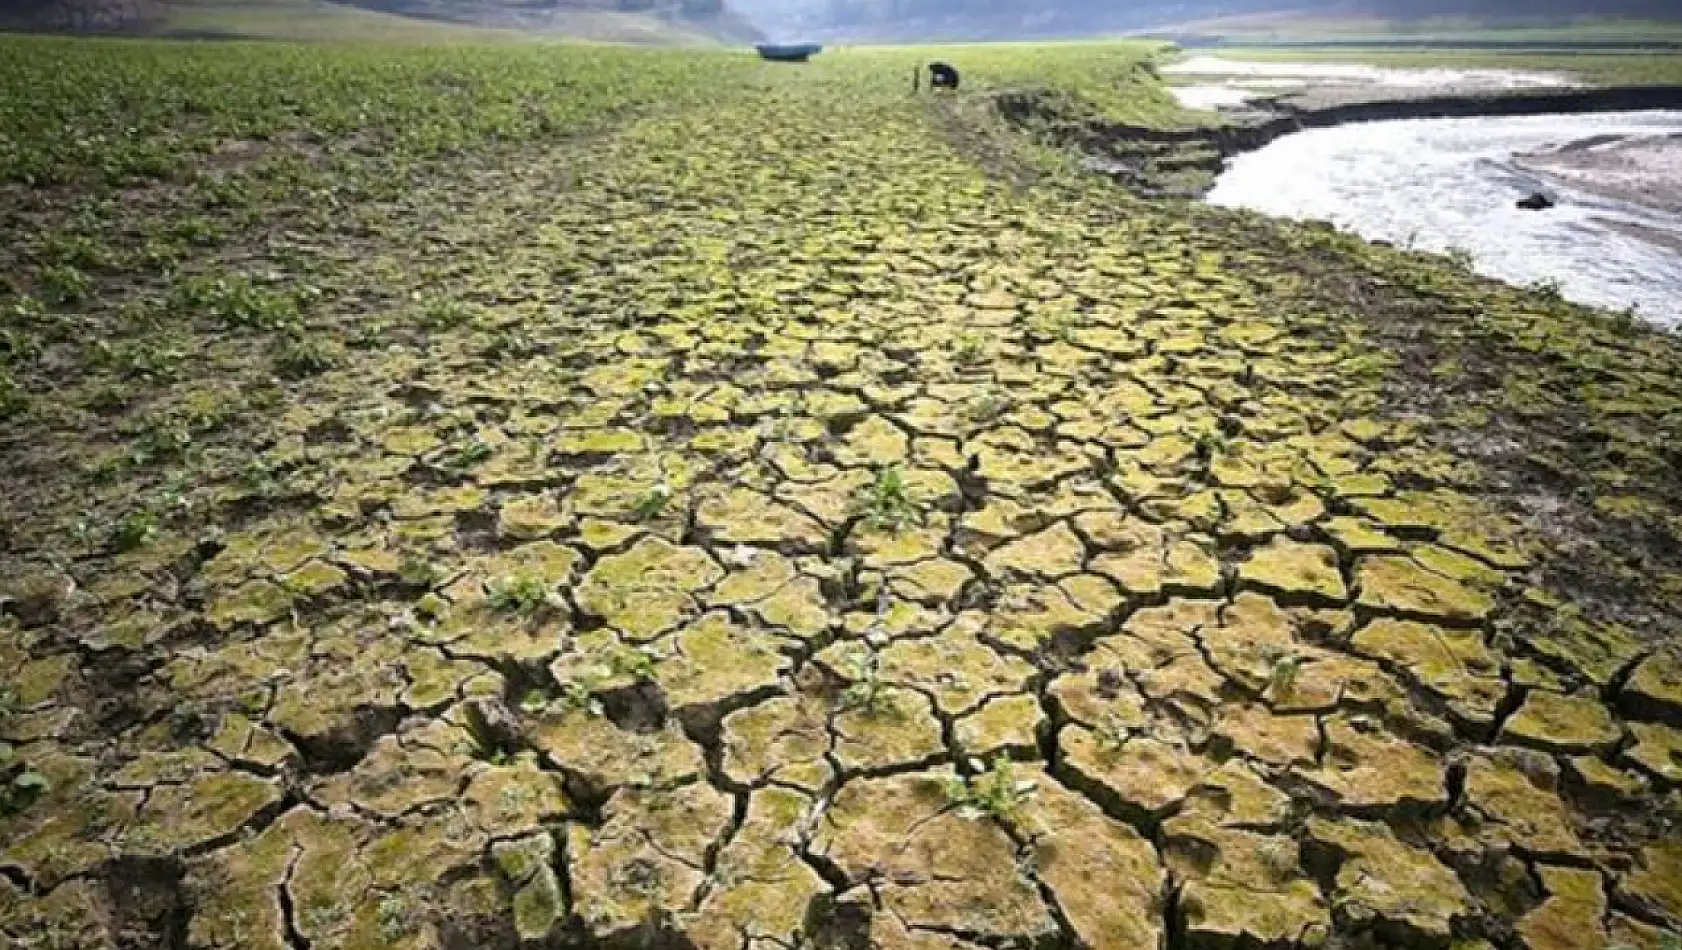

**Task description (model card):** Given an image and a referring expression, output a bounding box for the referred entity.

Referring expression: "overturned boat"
[755,43,823,63]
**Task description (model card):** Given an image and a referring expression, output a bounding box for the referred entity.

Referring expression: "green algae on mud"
[5,31,1682,950]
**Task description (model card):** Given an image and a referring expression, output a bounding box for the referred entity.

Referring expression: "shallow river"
[1164,55,1573,109]
[1206,111,1682,327]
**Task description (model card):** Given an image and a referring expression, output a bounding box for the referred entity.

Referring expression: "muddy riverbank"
[1208,110,1682,323]
[996,82,1682,199]
[1516,130,1682,216]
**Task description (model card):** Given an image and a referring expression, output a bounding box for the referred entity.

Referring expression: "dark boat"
[755,43,824,63]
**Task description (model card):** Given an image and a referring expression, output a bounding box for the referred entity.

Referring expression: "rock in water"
[1517,192,1556,211]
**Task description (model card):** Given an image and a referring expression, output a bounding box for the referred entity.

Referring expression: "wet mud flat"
[1516,130,1682,216]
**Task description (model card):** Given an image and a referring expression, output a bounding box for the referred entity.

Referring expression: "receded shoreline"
[1002,82,1682,199]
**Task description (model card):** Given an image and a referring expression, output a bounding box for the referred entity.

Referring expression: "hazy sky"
[734,0,1682,40]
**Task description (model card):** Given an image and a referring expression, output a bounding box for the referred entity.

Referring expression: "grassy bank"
[3,34,1681,950]
[868,41,1201,127]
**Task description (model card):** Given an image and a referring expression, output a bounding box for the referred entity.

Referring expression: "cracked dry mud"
[4,41,1682,950]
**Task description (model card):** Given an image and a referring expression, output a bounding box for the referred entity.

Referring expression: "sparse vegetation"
[0,755,50,817]
[856,466,922,533]
[3,29,1681,950]
[1091,711,1132,749]
[38,265,94,306]
[952,334,986,364]
[631,481,674,521]
[607,645,658,682]
[274,333,340,379]
[0,693,51,817]
[1032,311,1078,343]
[440,437,495,472]
[1263,647,1305,698]
[966,391,1008,422]
[487,573,552,615]
[1193,426,1229,463]
[1442,246,1475,274]
[1611,931,1682,950]
[839,645,892,714]
[556,680,605,717]
[1610,304,1641,337]
[376,895,416,942]
[109,509,160,552]
[171,275,301,332]
[0,371,24,419]
[943,754,1037,822]
[1527,276,1565,301]
[415,295,477,331]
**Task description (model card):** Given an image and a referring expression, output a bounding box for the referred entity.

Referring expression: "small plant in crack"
[39,264,95,306]
[607,645,659,683]
[630,480,673,521]
[440,437,494,472]
[518,690,551,716]
[1033,311,1077,343]
[839,645,893,715]
[109,508,159,552]
[498,783,536,816]
[482,325,539,360]
[1091,712,1132,750]
[1610,303,1640,338]
[1193,426,1228,464]
[301,902,345,935]
[1,693,52,817]
[1525,276,1564,302]
[414,295,476,331]
[943,754,1036,822]
[758,401,798,443]
[856,466,921,533]
[398,551,444,588]
[966,391,1008,423]
[1262,646,1304,699]
[274,332,339,379]
[487,572,554,615]
[951,333,986,365]
[552,680,605,718]
[376,895,417,942]
[1255,836,1298,879]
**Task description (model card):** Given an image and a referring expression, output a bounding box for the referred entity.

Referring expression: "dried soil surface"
[3,40,1682,950]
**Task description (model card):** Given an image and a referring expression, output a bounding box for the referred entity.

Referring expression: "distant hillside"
[732,0,1682,42]
[347,0,760,41]
[0,0,762,42]
[0,0,161,31]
